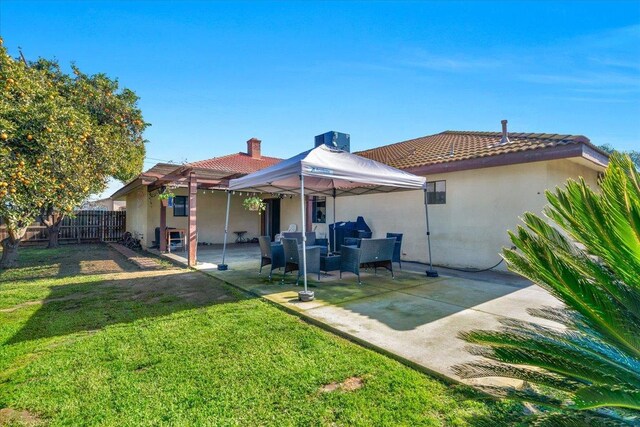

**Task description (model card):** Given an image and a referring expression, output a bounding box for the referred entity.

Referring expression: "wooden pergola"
[144,165,240,267]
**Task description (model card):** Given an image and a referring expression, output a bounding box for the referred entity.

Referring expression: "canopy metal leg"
[424,188,438,277]
[332,188,337,253]
[298,175,314,301]
[218,191,231,271]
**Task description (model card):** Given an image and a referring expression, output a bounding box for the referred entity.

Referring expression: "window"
[312,196,326,223]
[426,180,446,204]
[173,196,188,216]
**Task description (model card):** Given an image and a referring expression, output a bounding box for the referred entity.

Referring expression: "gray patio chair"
[386,233,403,270]
[282,231,303,243]
[258,236,284,280]
[343,237,361,248]
[282,231,328,255]
[281,238,321,284]
[340,238,396,284]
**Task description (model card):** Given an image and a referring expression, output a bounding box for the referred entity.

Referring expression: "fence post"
[76,212,81,244]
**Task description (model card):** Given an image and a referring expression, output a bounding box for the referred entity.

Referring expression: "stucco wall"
[124,186,149,245]
[278,196,330,237]
[145,189,262,247]
[194,191,261,243]
[302,158,602,270]
[123,157,601,263]
[280,197,302,233]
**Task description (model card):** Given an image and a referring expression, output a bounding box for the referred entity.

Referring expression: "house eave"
[403,143,608,176]
[111,178,144,200]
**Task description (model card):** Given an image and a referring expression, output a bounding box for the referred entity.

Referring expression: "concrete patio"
[157,243,563,386]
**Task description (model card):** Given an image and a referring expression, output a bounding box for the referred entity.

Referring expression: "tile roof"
[356,131,594,170]
[187,152,282,174]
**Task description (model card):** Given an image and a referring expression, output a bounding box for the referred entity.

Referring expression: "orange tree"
[0,38,147,267]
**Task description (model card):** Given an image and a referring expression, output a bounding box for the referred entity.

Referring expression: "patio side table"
[320,254,341,273]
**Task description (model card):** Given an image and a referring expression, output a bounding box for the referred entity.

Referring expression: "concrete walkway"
[157,244,563,386]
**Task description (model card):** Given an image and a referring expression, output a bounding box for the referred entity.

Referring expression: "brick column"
[188,172,197,267]
[159,200,167,252]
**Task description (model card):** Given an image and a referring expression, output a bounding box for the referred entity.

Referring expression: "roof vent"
[500,120,510,144]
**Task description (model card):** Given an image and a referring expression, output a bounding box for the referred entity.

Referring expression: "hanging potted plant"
[242,196,266,214]
[157,188,175,207]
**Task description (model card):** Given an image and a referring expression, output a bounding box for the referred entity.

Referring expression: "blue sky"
[1,1,639,197]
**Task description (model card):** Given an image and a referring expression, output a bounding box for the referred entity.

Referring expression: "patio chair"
[340,238,396,284]
[357,230,372,239]
[282,232,328,255]
[386,233,403,270]
[258,236,284,280]
[343,237,361,248]
[281,238,321,284]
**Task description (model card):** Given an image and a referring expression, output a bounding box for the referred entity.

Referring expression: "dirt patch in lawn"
[0,408,41,426]
[113,269,238,305]
[320,376,365,393]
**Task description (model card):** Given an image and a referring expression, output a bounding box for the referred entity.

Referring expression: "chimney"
[247,138,261,159]
[500,120,510,144]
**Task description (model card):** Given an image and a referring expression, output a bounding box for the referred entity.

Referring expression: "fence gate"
[0,210,126,245]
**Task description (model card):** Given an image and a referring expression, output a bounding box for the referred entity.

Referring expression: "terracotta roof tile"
[355,131,593,169]
[187,153,281,174]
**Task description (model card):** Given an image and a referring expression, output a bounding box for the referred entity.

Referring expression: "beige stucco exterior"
[125,187,264,248]
[309,158,601,270]
[124,187,148,243]
[122,157,602,269]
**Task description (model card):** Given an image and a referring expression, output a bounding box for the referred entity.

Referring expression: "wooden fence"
[0,210,126,245]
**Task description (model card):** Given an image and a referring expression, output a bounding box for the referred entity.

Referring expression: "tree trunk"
[47,224,60,248]
[0,226,26,269]
[41,207,64,249]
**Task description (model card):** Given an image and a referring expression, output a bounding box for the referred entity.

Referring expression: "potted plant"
[242,196,266,214]
[157,188,175,207]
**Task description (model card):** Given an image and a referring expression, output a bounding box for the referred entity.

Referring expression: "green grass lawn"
[0,245,519,426]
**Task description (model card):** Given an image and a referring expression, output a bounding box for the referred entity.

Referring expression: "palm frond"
[455,154,640,423]
[453,361,582,392]
[574,387,640,411]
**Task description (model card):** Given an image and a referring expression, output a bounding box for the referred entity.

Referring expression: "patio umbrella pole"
[298,175,314,301]
[423,188,438,277]
[218,191,231,271]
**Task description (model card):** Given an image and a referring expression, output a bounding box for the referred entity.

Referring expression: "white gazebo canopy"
[219,144,437,299]
[228,144,426,196]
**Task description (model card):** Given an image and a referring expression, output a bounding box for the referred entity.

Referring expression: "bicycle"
[120,231,142,250]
